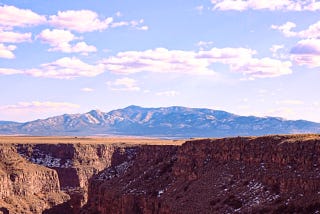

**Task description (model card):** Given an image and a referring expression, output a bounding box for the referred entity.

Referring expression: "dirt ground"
[0,135,186,145]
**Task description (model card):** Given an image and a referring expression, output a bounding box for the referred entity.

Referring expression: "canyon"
[1,135,320,213]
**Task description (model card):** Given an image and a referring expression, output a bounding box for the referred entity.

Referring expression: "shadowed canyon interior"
[0,135,320,213]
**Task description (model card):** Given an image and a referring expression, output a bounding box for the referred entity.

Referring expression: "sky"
[0,0,320,122]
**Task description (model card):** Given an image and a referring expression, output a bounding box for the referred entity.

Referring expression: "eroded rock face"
[0,144,69,214]
[17,143,118,213]
[84,135,320,213]
[2,135,320,213]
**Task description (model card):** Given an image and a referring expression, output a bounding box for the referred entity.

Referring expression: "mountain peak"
[1,106,319,137]
[88,109,103,115]
[124,105,143,110]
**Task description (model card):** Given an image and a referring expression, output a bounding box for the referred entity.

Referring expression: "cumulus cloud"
[25,57,104,79]
[37,29,77,48]
[37,29,97,54]
[291,39,320,54]
[231,57,292,78]
[0,57,104,79]
[211,0,320,11]
[156,90,180,97]
[101,48,214,75]
[0,5,46,30]
[272,21,320,39]
[0,43,16,59]
[271,22,297,37]
[101,47,291,78]
[107,77,140,91]
[290,39,320,67]
[0,31,32,43]
[272,20,320,67]
[49,10,113,32]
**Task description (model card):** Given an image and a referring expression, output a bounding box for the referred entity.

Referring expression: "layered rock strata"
[17,143,118,213]
[1,135,320,213]
[84,135,320,213]
[0,144,69,214]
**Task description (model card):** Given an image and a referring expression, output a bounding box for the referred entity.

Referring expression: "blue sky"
[0,0,320,122]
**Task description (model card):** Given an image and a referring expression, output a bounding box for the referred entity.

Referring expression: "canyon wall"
[0,144,69,214]
[1,135,320,213]
[84,135,320,213]
[16,143,119,213]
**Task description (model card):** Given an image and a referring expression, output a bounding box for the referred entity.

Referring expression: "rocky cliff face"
[16,143,118,213]
[0,144,69,214]
[1,135,320,213]
[84,135,320,213]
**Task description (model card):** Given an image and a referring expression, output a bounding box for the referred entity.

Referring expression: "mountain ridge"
[0,105,319,138]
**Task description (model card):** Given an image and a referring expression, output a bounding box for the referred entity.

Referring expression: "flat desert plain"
[0,135,185,145]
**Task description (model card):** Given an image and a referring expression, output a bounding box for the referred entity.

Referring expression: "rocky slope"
[1,135,320,213]
[84,134,320,213]
[16,143,120,213]
[0,144,69,214]
[1,105,319,137]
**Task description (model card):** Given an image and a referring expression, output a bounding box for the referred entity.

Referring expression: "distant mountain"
[0,105,319,138]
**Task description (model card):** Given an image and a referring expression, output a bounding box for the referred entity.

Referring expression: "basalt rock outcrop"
[1,135,320,213]
[17,143,119,213]
[84,135,320,213]
[0,144,69,214]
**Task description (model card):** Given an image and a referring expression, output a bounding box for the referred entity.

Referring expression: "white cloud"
[156,90,180,97]
[231,57,292,78]
[271,22,297,37]
[111,19,148,30]
[272,21,320,39]
[101,48,214,75]
[49,10,113,32]
[0,101,80,122]
[111,22,130,28]
[0,31,32,43]
[0,43,16,59]
[100,47,292,78]
[37,29,97,54]
[0,68,22,75]
[211,0,320,11]
[290,39,320,67]
[70,42,97,55]
[272,20,320,67]
[38,29,77,46]
[0,5,46,30]
[197,47,256,63]
[25,57,105,79]
[196,41,214,50]
[270,44,286,58]
[107,77,140,91]
[81,87,94,92]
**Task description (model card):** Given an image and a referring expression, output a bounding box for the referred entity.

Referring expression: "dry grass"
[0,136,185,145]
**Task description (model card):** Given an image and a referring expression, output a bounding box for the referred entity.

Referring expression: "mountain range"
[0,105,319,138]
